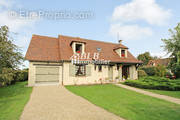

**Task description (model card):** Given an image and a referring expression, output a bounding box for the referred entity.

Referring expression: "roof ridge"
[58,34,128,48]
[59,34,117,45]
[32,34,58,39]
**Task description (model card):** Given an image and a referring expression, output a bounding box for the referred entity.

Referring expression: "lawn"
[0,82,32,120]
[146,89,180,99]
[66,84,180,120]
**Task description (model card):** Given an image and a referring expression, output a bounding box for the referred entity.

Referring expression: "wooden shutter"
[86,66,91,76]
[69,64,76,77]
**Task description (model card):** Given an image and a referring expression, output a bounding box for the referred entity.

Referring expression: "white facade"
[28,61,138,86]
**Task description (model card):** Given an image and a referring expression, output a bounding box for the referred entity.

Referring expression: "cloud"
[110,23,152,40]
[151,51,169,58]
[0,0,12,8]
[0,11,37,32]
[0,0,39,68]
[112,0,171,25]
[109,0,172,41]
[0,0,38,46]
[0,0,39,32]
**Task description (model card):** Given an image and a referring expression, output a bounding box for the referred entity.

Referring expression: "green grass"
[0,82,32,120]
[66,84,180,120]
[146,89,180,99]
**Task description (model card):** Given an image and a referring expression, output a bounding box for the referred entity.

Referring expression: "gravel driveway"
[20,85,124,120]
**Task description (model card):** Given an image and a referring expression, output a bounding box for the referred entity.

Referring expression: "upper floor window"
[121,50,125,57]
[75,44,82,53]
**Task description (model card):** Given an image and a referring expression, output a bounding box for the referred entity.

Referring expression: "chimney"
[118,40,123,44]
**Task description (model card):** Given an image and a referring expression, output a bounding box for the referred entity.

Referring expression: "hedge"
[139,66,156,76]
[0,68,15,87]
[124,76,180,91]
[0,68,28,87]
[14,69,28,82]
[138,70,147,78]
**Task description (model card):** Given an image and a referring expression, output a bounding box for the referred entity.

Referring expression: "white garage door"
[35,66,60,83]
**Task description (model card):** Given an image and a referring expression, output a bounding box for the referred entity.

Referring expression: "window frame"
[98,65,102,72]
[94,64,97,70]
[75,64,86,76]
[121,49,125,57]
[75,44,82,54]
[117,64,120,70]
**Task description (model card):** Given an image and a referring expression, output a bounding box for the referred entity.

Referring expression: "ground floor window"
[117,64,120,70]
[94,64,97,70]
[98,65,102,72]
[75,65,86,76]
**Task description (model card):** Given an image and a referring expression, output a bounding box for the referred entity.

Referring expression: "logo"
[70,52,110,64]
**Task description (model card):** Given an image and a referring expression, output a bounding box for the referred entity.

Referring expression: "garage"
[35,66,61,84]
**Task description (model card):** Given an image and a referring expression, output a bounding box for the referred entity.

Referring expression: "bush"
[124,76,180,91]
[155,65,167,77]
[0,68,15,87]
[14,69,28,82]
[139,66,156,76]
[171,63,180,78]
[138,70,147,78]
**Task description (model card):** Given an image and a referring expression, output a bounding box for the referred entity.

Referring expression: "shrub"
[124,76,180,91]
[0,68,15,87]
[138,70,147,78]
[14,69,28,82]
[155,65,167,77]
[171,63,180,78]
[139,66,156,76]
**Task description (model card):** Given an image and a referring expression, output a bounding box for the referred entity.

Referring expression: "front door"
[122,66,129,79]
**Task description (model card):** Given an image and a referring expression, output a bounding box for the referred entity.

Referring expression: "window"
[75,65,86,76]
[98,65,102,72]
[121,50,125,57]
[94,64,97,70]
[117,64,120,70]
[75,44,82,53]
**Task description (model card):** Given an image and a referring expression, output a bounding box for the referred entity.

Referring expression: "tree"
[0,25,23,72]
[162,23,180,78]
[155,65,166,77]
[137,52,153,65]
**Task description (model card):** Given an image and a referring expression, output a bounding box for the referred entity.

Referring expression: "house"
[147,58,170,67]
[25,34,142,86]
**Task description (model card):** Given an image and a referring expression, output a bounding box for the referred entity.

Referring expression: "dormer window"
[75,44,82,53]
[121,50,125,57]
[71,41,85,54]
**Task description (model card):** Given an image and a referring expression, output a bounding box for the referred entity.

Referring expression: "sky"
[0,0,180,68]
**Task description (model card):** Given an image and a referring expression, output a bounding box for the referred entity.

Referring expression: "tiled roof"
[25,34,142,63]
[147,58,170,66]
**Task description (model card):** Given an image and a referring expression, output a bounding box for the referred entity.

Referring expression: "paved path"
[20,85,124,120]
[116,84,180,105]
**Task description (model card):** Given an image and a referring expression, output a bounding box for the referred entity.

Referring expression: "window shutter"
[69,64,76,77]
[86,66,91,76]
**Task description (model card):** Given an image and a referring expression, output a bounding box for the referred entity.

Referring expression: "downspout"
[62,61,64,85]
[58,35,64,85]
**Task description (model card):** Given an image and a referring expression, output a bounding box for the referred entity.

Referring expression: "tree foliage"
[162,23,180,78]
[0,25,23,72]
[137,52,153,65]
